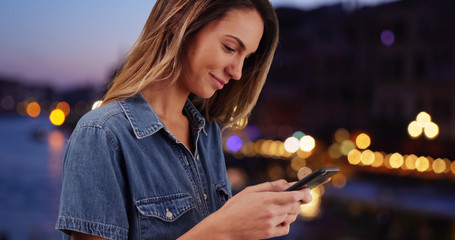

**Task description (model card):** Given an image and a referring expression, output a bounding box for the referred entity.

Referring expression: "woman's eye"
[223,44,236,53]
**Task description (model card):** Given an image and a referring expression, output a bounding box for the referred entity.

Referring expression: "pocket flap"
[135,193,195,222]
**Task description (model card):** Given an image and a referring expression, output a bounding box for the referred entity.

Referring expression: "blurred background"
[1,0,455,239]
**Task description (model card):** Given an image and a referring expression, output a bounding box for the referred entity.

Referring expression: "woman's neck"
[141,81,190,120]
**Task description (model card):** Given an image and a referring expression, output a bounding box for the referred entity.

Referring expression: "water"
[0,116,66,240]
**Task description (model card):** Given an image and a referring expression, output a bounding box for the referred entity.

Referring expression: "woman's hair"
[102,0,279,129]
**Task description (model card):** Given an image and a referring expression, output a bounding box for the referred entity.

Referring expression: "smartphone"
[285,166,339,191]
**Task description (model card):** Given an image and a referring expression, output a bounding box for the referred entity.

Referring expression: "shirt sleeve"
[56,124,129,240]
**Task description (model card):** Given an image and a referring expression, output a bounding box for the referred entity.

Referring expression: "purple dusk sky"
[0,0,397,91]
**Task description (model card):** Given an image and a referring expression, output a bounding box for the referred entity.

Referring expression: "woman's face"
[180,8,264,99]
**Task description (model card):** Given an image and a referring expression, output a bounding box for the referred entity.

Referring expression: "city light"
[408,111,439,139]
[347,149,361,165]
[49,109,65,126]
[380,29,395,46]
[389,153,404,169]
[424,122,439,139]
[407,121,422,138]
[355,133,371,149]
[26,101,41,118]
[299,186,323,220]
[56,101,71,116]
[360,149,374,165]
[300,135,316,152]
[226,135,242,152]
[284,136,300,153]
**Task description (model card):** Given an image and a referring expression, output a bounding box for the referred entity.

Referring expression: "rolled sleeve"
[56,124,129,240]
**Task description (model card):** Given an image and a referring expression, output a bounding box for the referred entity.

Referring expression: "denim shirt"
[56,94,232,240]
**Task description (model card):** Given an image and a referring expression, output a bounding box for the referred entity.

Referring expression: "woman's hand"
[179,179,312,240]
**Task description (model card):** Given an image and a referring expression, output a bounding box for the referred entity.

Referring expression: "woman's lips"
[210,74,228,90]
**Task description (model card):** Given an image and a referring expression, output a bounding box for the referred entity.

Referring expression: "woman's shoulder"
[74,101,126,130]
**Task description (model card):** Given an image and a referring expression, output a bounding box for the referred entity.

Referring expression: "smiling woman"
[55,1,315,240]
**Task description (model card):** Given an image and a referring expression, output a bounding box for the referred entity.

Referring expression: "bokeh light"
[407,121,422,138]
[226,135,242,152]
[356,133,371,149]
[424,122,439,139]
[380,29,395,46]
[1,95,15,110]
[293,131,305,139]
[360,149,375,165]
[291,157,306,171]
[389,153,404,169]
[284,136,300,153]
[340,140,356,156]
[432,158,447,174]
[300,135,315,152]
[416,111,431,127]
[334,128,350,143]
[371,152,384,167]
[49,109,65,126]
[56,101,71,116]
[26,101,41,118]
[299,186,323,220]
[348,149,361,165]
[416,157,430,172]
[405,154,418,170]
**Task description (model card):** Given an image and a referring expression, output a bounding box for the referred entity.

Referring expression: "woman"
[56,0,312,239]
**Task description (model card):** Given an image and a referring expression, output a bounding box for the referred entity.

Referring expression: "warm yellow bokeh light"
[356,133,371,149]
[56,101,71,116]
[371,152,384,167]
[416,156,430,172]
[405,154,417,170]
[334,128,350,143]
[360,150,375,165]
[432,158,447,174]
[340,140,356,156]
[331,173,347,188]
[328,143,342,159]
[296,149,312,159]
[291,157,306,171]
[347,149,361,165]
[424,122,439,139]
[383,154,392,169]
[300,135,315,152]
[26,102,41,118]
[284,137,300,153]
[407,121,422,138]
[451,161,455,175]
[389,153,404,169]
[416,111,431,127]
[299,187,321,220]
[49,109,65,126]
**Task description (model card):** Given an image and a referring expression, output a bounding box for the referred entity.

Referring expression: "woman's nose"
[227,58,243,81]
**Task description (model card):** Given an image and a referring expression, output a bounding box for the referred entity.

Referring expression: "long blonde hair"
[103,0,279,128]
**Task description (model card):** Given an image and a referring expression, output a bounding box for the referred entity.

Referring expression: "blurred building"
[253,0,455,157]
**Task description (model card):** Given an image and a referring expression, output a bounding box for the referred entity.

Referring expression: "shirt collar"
[119,94,206,139]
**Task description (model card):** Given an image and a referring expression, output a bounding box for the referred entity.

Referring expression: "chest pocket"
[135,193,196,239]
[135,193,196,222]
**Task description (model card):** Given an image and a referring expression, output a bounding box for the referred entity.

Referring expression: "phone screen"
[285,166,339,191]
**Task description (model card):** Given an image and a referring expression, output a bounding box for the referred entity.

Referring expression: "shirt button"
[204,193,207,200]
[196,155,200,161]
[165,209,173,219]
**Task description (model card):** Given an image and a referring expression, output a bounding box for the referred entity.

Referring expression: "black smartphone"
[285,166,339,191]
